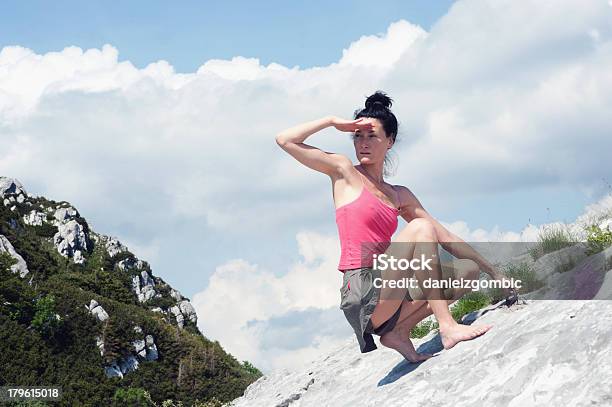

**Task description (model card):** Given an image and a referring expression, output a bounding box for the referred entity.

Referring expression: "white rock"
[167,300,198,328]
[95,335,105,357]
[53,220,89,264]
[532,242,589,281]
[141,270,155,287]
[179,300,198,324]
[74,250,85,264]
[87,299,99,311]
[91,306,109,322]
[104,236,128,258]
[23,210,47,226]
[131,271,158,303]
[524,245,612,301]
[117,257,144,271]
[229,300,612,407]
[0,177,27,198]
[169,288,183,301]
[133,338,146,358]
[0,235,29,277]
[87,300,109,322]
[169,305,185,328]
[53,207,78,224]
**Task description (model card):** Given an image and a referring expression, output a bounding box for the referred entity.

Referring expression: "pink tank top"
[335,170,400,271]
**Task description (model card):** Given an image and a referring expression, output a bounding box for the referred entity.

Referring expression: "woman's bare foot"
[380,330,433,363]
[439,322,492,350]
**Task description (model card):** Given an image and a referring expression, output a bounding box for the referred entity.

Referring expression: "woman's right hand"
[330,116,374,133]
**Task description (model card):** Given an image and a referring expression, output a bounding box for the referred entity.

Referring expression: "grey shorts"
[339,266,456,353]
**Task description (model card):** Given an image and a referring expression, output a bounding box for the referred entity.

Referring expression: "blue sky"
[2,0,455,72]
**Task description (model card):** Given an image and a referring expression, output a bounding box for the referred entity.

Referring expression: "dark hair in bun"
[353,90,400,177]
[354,90,398,143]
[365,92,393,110]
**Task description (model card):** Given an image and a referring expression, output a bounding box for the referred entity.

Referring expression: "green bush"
[0,252,36,323]
[31,294,63,336]
[0,250,17,273]
[31,223,58,238]
[113,387,154,406]
[192,397,224,407]
[450,291,492,322]
[241,360,263,376]
[410,319,439,339]
[585,223,612,256]
[529,224,575,260]
[488,262,544,302]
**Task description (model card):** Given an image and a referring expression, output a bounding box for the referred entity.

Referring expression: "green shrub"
[31,294,63,336]
[585,223,612,256]
[31,223,58,238]
[410,319,439,339]
[240,360,262,376]
[192,397,225,407]
[0,250,17,273]
[450,291,491,322]
[529,224,575,260]
[0,252,35,323]
[488,262,544,302]
[113,387,154,406]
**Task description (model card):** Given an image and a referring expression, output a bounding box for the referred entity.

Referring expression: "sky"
[1,0,455,72]
[2,0,612,373]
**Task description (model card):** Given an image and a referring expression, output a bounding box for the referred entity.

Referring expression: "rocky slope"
[230,299,612,407]
[230,203,612,407]
[0,176,261,406]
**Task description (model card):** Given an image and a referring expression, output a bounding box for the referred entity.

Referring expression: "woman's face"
[352,118,393,165]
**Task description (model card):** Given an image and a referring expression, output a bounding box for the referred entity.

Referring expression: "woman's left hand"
[487,266,519,302]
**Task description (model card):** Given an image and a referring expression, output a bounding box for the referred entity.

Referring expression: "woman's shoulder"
[390,184,412,194]
[390,184,423,212]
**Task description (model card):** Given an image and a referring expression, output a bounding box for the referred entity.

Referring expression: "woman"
[276,91,512,362]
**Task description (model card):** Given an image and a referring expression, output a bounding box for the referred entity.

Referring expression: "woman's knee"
[397,218,437,242]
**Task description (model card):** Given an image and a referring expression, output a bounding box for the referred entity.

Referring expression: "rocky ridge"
[0,176,199,379]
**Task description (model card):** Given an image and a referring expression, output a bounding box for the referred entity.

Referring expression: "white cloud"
[442,220,539,242]
[196,56,294,81]
[191,231,344,371]
[338,20,427,68]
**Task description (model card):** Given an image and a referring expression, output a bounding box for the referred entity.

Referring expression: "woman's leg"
[371,218,492,351]
[378,259,480,360]
[393,259,481,336]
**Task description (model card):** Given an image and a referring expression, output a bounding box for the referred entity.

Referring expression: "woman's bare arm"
[275,116,372,177]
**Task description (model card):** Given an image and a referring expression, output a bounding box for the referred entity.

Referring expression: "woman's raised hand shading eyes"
[330,117,374,133]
